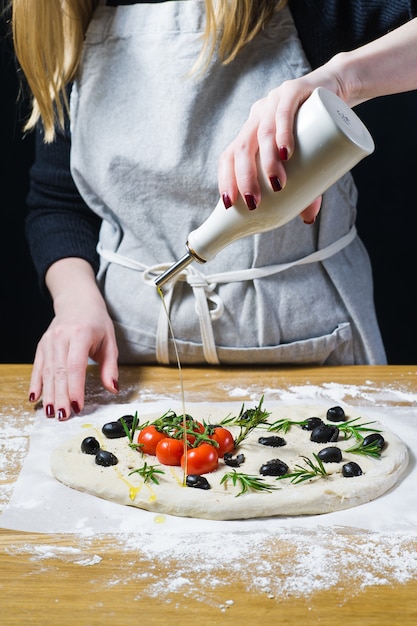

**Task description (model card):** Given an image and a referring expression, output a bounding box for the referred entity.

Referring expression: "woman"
[10,1,417,419]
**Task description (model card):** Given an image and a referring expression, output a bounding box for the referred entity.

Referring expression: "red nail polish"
[46,404,55,418]
[113,379,119,392]
[71,401,81,415]
[57,408,67,421]
[279,145,288,161]
[222,193,232,209]
[269,176,282,192]
[29,392,35,402]
[244,194,257,210]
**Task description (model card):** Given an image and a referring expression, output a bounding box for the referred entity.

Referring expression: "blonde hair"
[11,0,285,141]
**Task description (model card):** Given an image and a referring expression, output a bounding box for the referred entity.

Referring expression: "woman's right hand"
[28,258,120,420]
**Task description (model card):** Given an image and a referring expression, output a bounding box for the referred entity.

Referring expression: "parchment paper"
[1,400,416,535]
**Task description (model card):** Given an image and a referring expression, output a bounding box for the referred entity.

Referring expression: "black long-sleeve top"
[25,0,417,291]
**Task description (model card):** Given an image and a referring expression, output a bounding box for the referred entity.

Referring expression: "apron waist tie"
[97,225,357,365]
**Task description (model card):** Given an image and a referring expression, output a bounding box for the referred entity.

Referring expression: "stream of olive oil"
[157,287,188,483]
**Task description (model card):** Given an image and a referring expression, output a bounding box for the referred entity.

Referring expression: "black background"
[1,23,416,365]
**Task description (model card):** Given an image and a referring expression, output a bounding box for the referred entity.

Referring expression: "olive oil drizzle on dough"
[157,287,188,484]
[84,425,148,500]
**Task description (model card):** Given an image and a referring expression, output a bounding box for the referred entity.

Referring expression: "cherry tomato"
[137,425,167,456]
[181,443,218,475]
[156,437,186,466]
[209,426,235,458]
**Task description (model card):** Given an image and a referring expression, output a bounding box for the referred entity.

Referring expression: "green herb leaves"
[276,454,329,484]
[129,462,165,485]
[220,470,278,496]
[220,396,271,446]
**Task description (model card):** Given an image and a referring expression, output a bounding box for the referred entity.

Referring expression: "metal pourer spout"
[154,250,194,288]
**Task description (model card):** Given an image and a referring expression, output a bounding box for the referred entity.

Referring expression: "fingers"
[218,79,320,211]
[28,345,47,410]
[271,80,313,161]
[218,113,261,209]
[91,331,120,398]
[300,196,323,224]
[28,319,119,421]
[218,90,295,209]
[29,326,86,420]
[256,92,290,192]
[218,102,287,210]
[218,144,240,209]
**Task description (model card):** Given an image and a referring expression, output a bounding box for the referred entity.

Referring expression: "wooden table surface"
[1,363,417,625]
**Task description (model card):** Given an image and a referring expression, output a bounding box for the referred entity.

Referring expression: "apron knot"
[97,225,357,366]
[156,266,223,365]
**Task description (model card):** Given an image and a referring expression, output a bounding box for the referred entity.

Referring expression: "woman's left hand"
[217,69,348,222]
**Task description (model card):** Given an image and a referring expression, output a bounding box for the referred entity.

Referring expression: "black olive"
[326,406,346,422]
[259,459,289,476]
[342,461,363,477]
[186,474,211,490]
[317,446,342,463]
[239,408,259,423]
[102,420,127,439]
[95,449,119,467]
[302,417,323,431]
[224,453,245,468]
[118,414,135,428]
[81,436,100,455]
[363,433,385,450]
[310,424,339,443]
[258,435,286,447]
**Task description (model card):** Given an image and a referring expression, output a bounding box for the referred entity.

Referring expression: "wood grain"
[1,364,417,625]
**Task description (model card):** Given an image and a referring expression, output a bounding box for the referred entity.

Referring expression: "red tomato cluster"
[136,421,235,475]
[137,425,167,455]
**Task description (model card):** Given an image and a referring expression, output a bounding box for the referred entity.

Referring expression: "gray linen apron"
[70,0,386,366]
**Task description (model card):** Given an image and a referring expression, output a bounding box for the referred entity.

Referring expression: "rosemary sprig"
[336,418,381,441]
[267,417,313,434]
[120,411,139,443]
[128,462,165,485]
[345,439,382,459]
[220,469,278,497]
[276,454,328,484]
[132,409,184,437]
[149,410,213,447]
[177,422,217,448]
[151,409,179,431]
[220,396,271,446]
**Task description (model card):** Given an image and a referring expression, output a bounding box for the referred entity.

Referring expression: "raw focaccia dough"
[50,403,409,520]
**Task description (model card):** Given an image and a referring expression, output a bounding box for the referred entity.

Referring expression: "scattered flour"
[0,407,35,510]
[2,378,417,608]
[223,379,417,406]
[5,528,417,606]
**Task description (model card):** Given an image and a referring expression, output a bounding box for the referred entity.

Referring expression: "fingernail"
[71,401,81,415]
[46,404,55,418]
[57,408,67,421]
[279,145,288,161]
[244,194,257,210]
[112,379,119,392]
[222,193,232,209]
[269,176,282,192]
[29,392,35,402]
[303,217,316,225]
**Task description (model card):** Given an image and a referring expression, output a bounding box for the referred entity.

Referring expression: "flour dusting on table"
[222,379,417,406]
[5,528,417,608]
[2,378,417,609]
